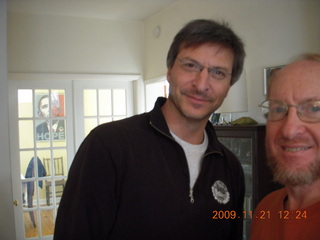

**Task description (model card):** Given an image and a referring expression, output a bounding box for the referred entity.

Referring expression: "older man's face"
[266,60,320,186]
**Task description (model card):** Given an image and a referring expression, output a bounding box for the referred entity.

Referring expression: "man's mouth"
[188,95,207,102]
[284,146,311,152]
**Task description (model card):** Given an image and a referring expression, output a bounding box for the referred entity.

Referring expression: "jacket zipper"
[188,152,220,204]
[189,189,195,204]
[150,121,222,205]
[151,122,195,203]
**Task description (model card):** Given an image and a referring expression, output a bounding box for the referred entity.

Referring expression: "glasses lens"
[299,101,320,122]
[260,101,270,119]
[178,59,200,73]
[260,100,287,121]
[208,68,227,80]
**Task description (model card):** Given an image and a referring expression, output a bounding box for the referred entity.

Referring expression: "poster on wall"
[35,91,66,141]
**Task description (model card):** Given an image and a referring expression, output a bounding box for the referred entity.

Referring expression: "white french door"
[73,80,134,151]
[9,79,73,240]
[9,76,135,239]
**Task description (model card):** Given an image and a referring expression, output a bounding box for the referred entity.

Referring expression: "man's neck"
[161,99,208,145]
[285,178,320,210]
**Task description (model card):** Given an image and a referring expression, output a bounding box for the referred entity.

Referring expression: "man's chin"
[270,160,320,186]
[169,96,214,122]
[181,109,212,122]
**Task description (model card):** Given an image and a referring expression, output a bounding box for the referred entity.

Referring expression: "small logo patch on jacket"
[211,180,230,204]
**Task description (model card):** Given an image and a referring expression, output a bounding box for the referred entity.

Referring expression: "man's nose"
[279,108,305,139]
[192,69,210,92]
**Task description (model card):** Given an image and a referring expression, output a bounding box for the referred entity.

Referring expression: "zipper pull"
[189,189,195,204]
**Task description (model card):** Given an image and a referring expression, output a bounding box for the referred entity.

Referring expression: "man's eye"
[271,106,285,114]
[211,69,225,76]
[208,68,227,79]
[184,63,197,69]
[309,104,320,112]
[301,102,320,113]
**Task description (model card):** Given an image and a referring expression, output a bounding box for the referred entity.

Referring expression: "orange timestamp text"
[212,210,307,220]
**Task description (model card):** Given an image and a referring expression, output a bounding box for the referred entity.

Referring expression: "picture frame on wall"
[263,65,285,95]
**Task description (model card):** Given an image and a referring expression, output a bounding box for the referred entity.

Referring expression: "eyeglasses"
[259,100,320,123]
[176,58,232,80]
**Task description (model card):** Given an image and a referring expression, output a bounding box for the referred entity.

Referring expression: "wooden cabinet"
[214,124,282,239]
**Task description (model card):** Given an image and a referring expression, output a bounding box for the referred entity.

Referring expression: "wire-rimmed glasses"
[259,99,320,123]
[176,58,232,80]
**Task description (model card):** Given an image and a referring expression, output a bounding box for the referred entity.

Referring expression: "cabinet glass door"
[218,137,252,240]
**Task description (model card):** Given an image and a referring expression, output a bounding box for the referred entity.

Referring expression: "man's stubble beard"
[266,144,320,186]
[168,86,219,123]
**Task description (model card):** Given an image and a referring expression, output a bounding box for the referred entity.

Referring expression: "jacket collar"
[149,97,171,136]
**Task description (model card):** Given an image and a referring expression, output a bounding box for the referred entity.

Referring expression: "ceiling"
[7,0,180,21]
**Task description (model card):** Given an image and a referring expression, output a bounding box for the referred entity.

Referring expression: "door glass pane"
[53,149,67,176]
[18,89,33,118]
[44,180,53,206]
[19,120,34,149]
[84,90,97,116]
[99,89,112,115]
[20,151,35,180]
[51,119,66,140]
[52,119,67,148]
[53,148,67,170]
[84,118,98,136]
[35,90,49,117]
[41,209,54,236]
[24,210,38,238]
[51,89,66,117]
[113,89,126,115]
[23,180,37,210]
[54,179,66,206]
[35,120,51,142]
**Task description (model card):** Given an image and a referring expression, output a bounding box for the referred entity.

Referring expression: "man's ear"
[167,68,171,83]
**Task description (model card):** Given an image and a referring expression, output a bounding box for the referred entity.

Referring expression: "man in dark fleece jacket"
[54,19,246,240]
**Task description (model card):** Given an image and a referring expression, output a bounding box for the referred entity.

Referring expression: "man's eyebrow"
[179,57,230,71]
[179,57,199,63]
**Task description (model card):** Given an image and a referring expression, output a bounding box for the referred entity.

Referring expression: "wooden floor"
[24,210,54,238]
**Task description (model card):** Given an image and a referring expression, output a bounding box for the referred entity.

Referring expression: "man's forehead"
[270,60,320,99]
[275,60,320,80]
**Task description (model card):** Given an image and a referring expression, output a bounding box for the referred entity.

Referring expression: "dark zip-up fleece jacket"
[54,97,245,240]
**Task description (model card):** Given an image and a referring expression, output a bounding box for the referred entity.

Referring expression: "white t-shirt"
[170,131,208,188]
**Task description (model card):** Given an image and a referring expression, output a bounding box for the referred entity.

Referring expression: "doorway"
[10,75,136,239]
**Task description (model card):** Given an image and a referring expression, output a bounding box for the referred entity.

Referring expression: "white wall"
[0,0,16,239]
[144,0,320,123]
[8,11,146,113]
[8,12,144,75]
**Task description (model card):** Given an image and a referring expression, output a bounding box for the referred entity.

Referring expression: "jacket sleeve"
[53,129,118,240]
